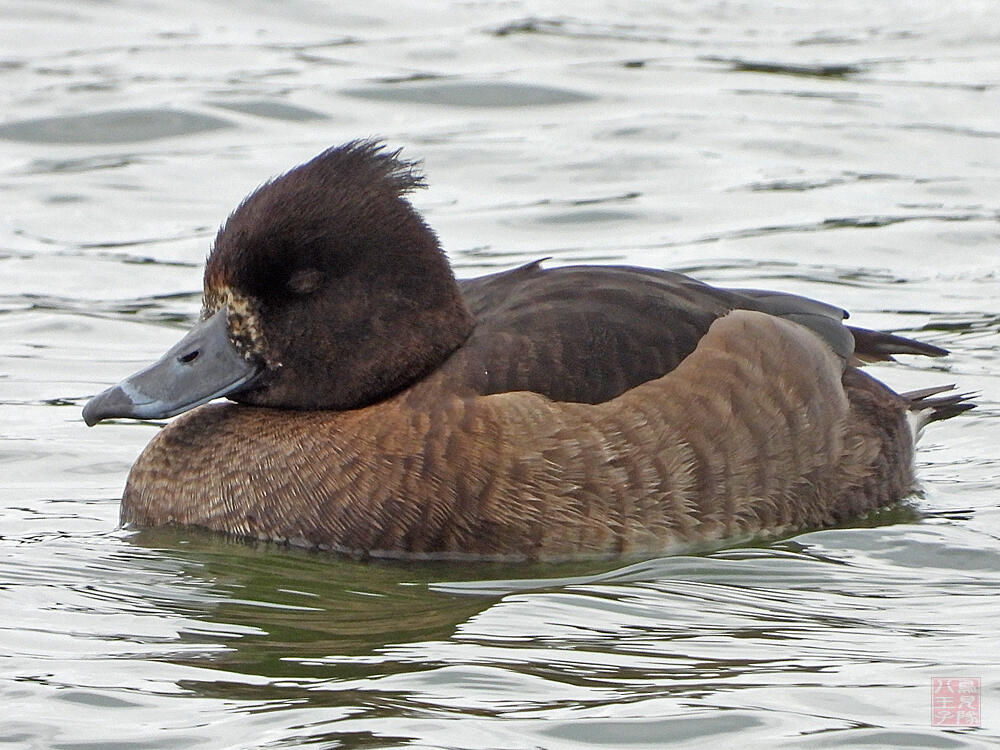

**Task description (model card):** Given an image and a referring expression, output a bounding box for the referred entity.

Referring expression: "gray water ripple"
[0,109,234,145]
[344,80,595,107]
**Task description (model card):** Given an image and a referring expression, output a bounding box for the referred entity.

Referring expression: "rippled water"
[2,1,998,748]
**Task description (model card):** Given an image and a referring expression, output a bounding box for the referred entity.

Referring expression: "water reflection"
[100,516,998,749]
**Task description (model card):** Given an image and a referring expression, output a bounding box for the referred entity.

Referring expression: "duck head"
[83,141,474,426]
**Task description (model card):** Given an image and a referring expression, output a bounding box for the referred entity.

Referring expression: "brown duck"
[83,141,973,561]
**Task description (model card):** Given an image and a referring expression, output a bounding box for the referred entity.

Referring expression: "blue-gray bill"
[82,306,261,426]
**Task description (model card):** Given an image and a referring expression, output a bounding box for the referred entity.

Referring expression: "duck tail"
[901,384,976,437]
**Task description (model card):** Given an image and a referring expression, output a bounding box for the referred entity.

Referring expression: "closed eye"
[287,268,325,295]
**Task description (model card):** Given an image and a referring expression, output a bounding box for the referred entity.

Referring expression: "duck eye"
[286,268,325,295]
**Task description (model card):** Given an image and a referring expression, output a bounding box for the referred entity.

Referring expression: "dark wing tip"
[848,326,950,362]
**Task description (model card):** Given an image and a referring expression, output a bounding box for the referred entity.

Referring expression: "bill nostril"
[178,349,200,364]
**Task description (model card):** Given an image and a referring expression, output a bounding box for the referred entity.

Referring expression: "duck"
[82,140,973,561]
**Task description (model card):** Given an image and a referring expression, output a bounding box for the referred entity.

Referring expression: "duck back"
[442,262,854,404]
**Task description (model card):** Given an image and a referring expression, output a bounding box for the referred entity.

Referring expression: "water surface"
[1,1,998,748]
